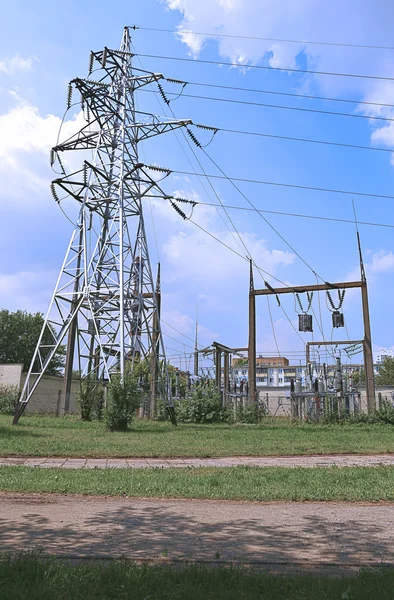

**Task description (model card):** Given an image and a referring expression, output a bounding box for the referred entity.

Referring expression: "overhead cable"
[212,125,394,153]
[190,201,394,230]
[179,79,394,109]
[200,147,325,282]
[143,88,394,123]
[137,26,394,52]
[168,168,394,201]
[138,53,394,82]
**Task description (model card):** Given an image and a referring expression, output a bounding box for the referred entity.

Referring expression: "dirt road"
[1,492,394,571]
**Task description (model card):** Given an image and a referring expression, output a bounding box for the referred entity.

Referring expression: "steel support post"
[361,282,376,412]
[150,264,160,418]
[215,349,222,394]
[223,352,229,406]
[248,262,256,403]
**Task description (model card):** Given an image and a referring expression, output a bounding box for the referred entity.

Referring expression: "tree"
[376,357,394,386]
[0,310,65,376]
[351,368,365,386]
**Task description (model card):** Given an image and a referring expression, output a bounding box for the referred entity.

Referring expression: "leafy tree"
[351,368,365,386]
[0,309,65,376]
[376,357,394,386]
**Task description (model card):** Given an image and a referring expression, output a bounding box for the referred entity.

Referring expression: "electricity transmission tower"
[13,26,192,424]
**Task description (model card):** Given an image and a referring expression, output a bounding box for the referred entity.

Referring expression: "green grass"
[2,414,394,458]
[1,554,394,600]
[1,465,394,501]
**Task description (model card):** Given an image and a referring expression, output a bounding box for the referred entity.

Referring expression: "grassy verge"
[1,465,394,501]
[1,554,394,600]
[2,415,394,458]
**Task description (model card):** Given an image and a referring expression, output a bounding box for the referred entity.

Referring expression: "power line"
[161,318,201,346]
[187,201,394,230]
[162,331,195,350]
[168,168,394,201]
[176,79,394,109]
[200,147,324,281]
[209,125,394,153]
[143,88,394,124]
[188,217,291,288]
[138,53,394,82]
[137,26,394,52]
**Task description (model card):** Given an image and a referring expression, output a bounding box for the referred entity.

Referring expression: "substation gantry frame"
[248,261,376,413]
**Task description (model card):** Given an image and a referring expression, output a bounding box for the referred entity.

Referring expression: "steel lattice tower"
[13,27,192,423]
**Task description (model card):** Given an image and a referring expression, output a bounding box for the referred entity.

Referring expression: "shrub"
[235,401,268,424]
[104,375,140,431]
[77,381,98,421]
[174,386,230,424]
[0,385,19,414]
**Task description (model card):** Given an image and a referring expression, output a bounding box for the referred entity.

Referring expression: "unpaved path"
[1,492,394,571]
[1,453,394,469]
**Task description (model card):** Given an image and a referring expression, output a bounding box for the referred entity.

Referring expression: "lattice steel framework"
[13,27,192,423]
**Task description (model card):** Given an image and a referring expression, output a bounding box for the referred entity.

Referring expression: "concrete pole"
[361,282,376,413]
[248,260,256,403]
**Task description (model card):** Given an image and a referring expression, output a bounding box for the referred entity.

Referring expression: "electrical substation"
[12,26,378,424]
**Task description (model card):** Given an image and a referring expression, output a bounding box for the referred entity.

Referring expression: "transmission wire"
[142,88,394,124]
[137,26,394,52]
[137,52,394,82]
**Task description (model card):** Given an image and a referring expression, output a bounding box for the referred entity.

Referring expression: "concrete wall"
[0,364,23,388]
[19,373,80,414]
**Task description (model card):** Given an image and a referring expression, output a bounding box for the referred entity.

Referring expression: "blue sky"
[1,0,394,370]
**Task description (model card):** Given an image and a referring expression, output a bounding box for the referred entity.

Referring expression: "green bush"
[348,400,394,425]
[77,381,98,421]
[175,386,228,424]
[104,375,140,431]
[235,401,268,424]
[0,385,19,414]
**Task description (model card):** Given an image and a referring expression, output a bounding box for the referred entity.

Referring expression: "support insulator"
[102,47,108,68]
[67,83,73,109]
[157,82,170,105]
[50,182,60,203]
[170,201,187,220]
[186,127,201,148]
[83,162,88,187]
[88,52,94,75]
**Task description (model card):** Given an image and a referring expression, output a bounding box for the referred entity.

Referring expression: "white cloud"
[162,0,394,164]
[0,56,33,74]
[370,250,394,273]
[0,270,56,313]
[0,95,87,200]
[162,308,218,342]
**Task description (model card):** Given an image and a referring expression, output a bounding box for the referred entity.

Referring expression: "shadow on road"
[1,497,393,567]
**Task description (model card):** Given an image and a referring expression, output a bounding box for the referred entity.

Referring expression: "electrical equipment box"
[332,311,344,328]
[298,313,313,332]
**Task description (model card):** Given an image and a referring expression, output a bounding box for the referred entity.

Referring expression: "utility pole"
[248,260,257,403]
[13,27,193,424]
[357,232,375,412]
[194,305,199,376]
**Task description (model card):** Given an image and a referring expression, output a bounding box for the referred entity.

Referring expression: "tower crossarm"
[133,119,192,142]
